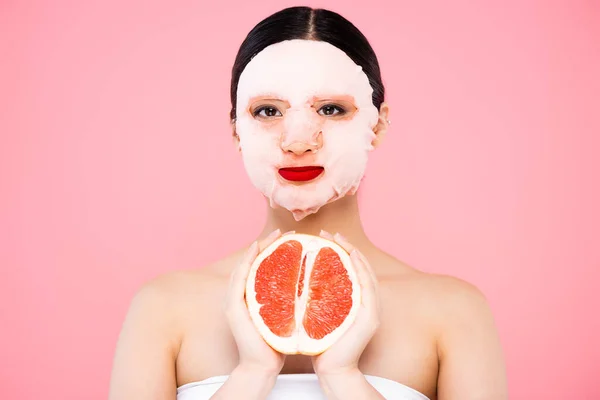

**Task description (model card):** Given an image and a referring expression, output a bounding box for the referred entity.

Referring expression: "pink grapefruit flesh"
[245,233,360,355]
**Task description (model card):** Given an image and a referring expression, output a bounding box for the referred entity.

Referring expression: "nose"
[280,107,324,155]
[281,132,323,155]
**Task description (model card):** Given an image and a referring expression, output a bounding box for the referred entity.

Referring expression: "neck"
[259,194,373,249]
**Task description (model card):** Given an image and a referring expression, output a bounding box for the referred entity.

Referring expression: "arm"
[317,369,385,400]
[108,276,181,400]
[312,232,385,400]
[210,230,288,399]
[209,365,279,400]
[436,279,508,400]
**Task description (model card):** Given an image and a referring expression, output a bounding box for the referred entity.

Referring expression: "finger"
[329,233,367,294]
[332,232,356,254]
[258,228,282,252]
[319,230,335,240]
[350,250,377,310]
[229,240,259,301]
[229,229,281,303]
[356,249,378,289]
[354,249,381,313]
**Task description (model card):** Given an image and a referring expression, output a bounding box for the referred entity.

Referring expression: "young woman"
[108,6,508,400]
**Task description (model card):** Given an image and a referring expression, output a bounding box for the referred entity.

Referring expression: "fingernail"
[245,241,258,255]
[334,232,348,242]
[269,229,281,237]
[358,249,368,262]
[283,230,295,235]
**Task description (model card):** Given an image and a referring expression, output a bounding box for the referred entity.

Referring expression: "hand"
[222,229,289,377]
[311,231,382,377]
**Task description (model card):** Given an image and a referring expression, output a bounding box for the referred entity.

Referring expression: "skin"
[108,100,508,400]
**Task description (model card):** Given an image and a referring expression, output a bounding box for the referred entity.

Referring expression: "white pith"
[245,233,361,355]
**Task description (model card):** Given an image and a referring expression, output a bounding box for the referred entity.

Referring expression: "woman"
[108,6,507,400]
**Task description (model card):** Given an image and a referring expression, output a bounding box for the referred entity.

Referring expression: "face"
[235,39,384,221]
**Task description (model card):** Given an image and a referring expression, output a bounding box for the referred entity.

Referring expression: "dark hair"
[229,6,385,122]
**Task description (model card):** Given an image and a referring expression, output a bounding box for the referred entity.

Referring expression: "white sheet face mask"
[235,39,380,221]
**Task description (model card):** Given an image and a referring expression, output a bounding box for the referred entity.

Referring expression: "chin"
[290,207,319,221]
[274,182,354,221]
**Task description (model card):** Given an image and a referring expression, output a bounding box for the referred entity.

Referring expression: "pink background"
[2,1,599,398]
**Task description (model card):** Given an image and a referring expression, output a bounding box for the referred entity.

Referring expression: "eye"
[253,106,282,118]
[318,104,346,116]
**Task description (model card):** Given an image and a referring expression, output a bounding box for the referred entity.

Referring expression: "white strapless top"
[176,373,430,400]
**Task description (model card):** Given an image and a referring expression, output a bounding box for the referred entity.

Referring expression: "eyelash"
[253,104,347,118]
[253,106,282,118]
[318,104,346,116]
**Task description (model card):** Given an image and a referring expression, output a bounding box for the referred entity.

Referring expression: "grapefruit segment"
[253,240,302,337]
[245,233,360,355]
[304,247,354,340]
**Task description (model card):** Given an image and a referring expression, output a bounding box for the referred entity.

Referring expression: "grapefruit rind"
[245,233,361,355]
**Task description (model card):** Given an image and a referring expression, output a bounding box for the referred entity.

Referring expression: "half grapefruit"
[245,233,360,355]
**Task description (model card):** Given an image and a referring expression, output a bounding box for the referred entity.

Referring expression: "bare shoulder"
[377,254,495,326]
[117,269,213,347]
[109,255,242,400]
[129,269,208,311]
[129,251,243,319]
[372,251,501,346]
[380,259,507,398]
[410,272,493,318]
[420,272,498,343]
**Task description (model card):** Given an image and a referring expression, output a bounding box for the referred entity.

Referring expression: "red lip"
[278,166,324,182]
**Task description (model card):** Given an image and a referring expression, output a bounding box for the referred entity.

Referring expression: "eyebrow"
[310,94,356,102]
[247,96,287,103]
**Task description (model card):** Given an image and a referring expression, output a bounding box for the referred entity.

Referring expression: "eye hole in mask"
[253,105,283,119]
[251,102,352,120]
[317,104,346,116]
